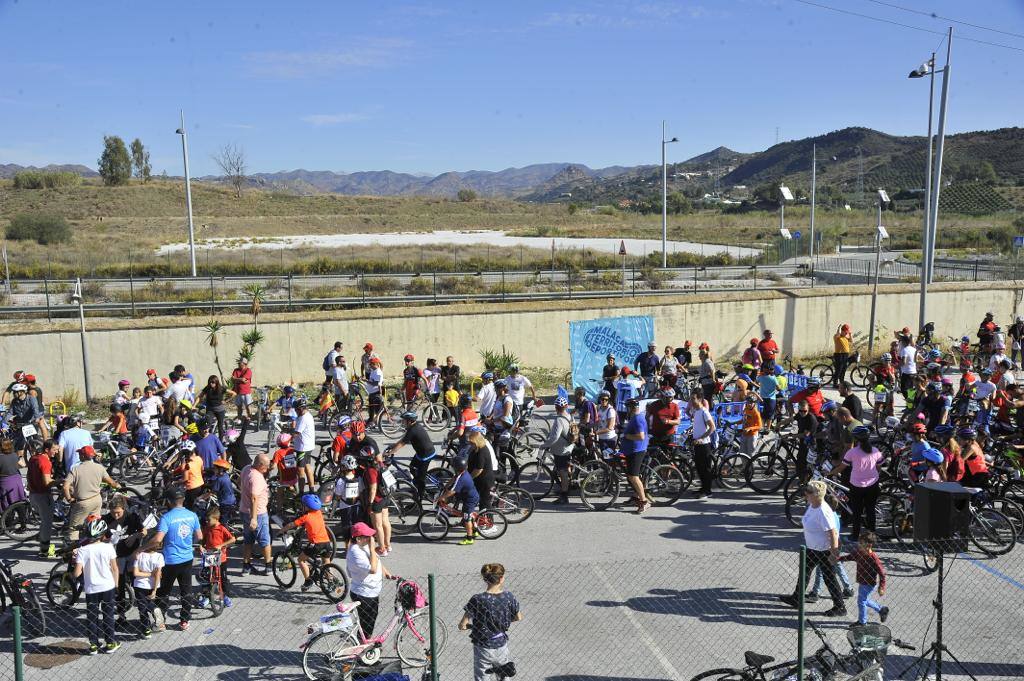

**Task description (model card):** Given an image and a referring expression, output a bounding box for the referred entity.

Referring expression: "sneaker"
[196,596,209,608]
[223,597,232,608]
[778,594,799,608]
[142,630,152,640]
[843,588,854,599]
[179,621,189,631]
[636,501,652,515]
[553,495,568,505]
[241,563,252,576]
[458,537,475,546]
[804,594,819,603]
[104,642,121,654]
[300,579,314,593]
[250,564,268,577]
[88,644,100,656]
[823,606,848,617]
[46,544,56,558]
[879,606,890,623]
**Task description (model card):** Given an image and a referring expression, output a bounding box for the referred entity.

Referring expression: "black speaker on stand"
[900,481,979,681]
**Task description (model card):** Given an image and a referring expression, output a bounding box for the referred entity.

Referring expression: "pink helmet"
[276,433,292,447]
[118,379,130,387]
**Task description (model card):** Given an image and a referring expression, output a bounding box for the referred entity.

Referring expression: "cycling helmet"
[821,400,837,412]
[293,397,308,409]
[509,364,519,372]
[404,354,415,361]
[84,516,109,539]
[927,382,941,393]
[941,377,954,385]
[927,349,941,359]
[481,372,494,380]
[749,338,758,346]
[620,366,632,375]
[10,383,27,393]
[351,420,366,434]
[469,424,487,433]
[341,455,358,470]
[606,353,616,360]
[807,377,822,387]
[494,379,507,389]
[880,353,892,362]
[925,363,940,372]
[741,363,755,372]
[884,416,901,429]
[363,342,374,351]
[957,427,977,439]
[774,364,785,376]
[300,493,322,511]
[223,428,241,444]
[745,394,758,403]
[458,394,472,409]
[598,390,611,399]
[276,433,292,447]
[851,425,871,439]
[11,371,24,381]
[184,422,199,435]
[553,396,569,408]
[117,379,130,387]
[910,423,927,435]
[336,415,352,429]
[146,368,157,377]
[961,336,970,343]
[934,424,956,438]
[736,373,752,385]
[659,389,675,399]
[400,411,418,422]
[921,447,944,465]
[625,398,640,409]
[180,440,197,452]
[980,368,994,377]
[283,385,295,395]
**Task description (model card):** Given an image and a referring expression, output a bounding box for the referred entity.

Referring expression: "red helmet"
[684,340,692,347]
[363,342,374,351]
[351,420,366,434]
[146,368,157,376]
[750,338,758,346]
[621,366,632,375]
[404,354,414,361]
[12,370,24,381]
[910,423,927,435]
[24,374,36,383]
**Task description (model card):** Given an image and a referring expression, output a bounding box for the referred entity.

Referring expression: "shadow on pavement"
[587,585,804,629]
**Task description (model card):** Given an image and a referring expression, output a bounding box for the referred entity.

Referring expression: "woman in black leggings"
[830,425,883,542]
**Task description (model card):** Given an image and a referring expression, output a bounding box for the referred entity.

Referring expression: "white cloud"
[301,113,368,127]
[245,38,411,78]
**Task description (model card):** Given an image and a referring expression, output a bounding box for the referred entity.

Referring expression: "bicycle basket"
[397,580,426,610]
[847,622,891,654]
[318,611,355,634]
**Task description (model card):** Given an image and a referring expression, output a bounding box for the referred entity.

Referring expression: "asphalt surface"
[2,390,1023,681]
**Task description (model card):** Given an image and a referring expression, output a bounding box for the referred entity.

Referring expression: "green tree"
[567,202,579,215]
[97,135,132,186]
[456,188,477,202]
[6,213,72,244]
[130,138,152,182]
[667,191,692,215]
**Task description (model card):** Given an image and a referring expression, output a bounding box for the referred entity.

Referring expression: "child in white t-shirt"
[133,546,165,636]
[73,520,120,654]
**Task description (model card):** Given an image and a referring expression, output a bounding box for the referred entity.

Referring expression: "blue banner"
[569,315,655,399]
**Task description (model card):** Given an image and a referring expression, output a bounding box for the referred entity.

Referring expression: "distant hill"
[0,163,98,179]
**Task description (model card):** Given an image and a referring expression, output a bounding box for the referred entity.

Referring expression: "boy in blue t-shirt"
[620,399,651,514]
[440,459,480,547]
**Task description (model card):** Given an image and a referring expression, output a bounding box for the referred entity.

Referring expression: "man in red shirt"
[757,330,779,365]
[28,439,56,557]
[230,358,253,421]
[645,389,681,446]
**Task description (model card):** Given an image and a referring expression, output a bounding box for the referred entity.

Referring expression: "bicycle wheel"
[272,551,298,589]
[810,363,834,386]
[491,485,535,524]
[891,509,915,546]
[848,363,872,389]
[317,563,350,603]
[18,582,47,638]
[46,569,80,608]
[515,461,554,501]
[746,447,791,495]
[689,669,747,681]
[785,485,808,527]
[645,464,684,506]
[302,629,362,681]
[1,501,39,542]
[579,468,619,510]
[378,406,405,438]
[421,403,451,433]
[387,491,421,536]
[969,508,1017,556]
[209,578,225,617]
[417,511,450,541]
[717,453,750,490]
[475,509,508,540]
[992,497,1024,536]
[397,611,448,668]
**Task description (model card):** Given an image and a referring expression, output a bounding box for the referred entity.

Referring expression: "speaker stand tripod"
[898,551,978,681]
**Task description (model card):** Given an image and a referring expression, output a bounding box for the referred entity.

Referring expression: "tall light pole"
[779,186,794,260]
[71,278,92,401]
[809,143,816,265]
[909,28,952,333]
[868,190,891,356]
[661,121,678,268]
[176,111,197,277]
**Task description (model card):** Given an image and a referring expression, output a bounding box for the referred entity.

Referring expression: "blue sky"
[1,0,1022,176]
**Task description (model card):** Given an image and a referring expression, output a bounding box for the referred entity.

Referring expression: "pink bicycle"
[300,577,449,679]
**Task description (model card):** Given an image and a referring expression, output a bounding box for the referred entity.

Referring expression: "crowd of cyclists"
[1,310,1022,666]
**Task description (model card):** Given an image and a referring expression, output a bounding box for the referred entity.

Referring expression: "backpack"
[560,415,578,444]
[376,464,397,498]
[322,352,333,373]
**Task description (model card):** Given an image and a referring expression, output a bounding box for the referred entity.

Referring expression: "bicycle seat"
[744,651,775,668]
[336,601,360,614]
[2,559,18,569]
[315,438,331,447]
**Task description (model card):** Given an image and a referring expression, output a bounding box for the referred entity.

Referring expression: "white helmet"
[180,440,197,452]
[10,383,27,393]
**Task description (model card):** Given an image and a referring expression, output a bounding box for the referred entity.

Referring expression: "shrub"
[406,278,433,295]
[437,276,477,294]
[456,189,477,202]
[362,276,401,294]
[12,171,45,189]
[6,212,72,244]
[43,172,82,188]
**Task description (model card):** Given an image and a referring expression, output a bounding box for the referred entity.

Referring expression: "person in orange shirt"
[271,433,299,513]
[200,507,235,607]
[741,394,762,456]
[100,404,129,436]
[173,441,204,510]
[280,494,332,591]
[330,418,353,465]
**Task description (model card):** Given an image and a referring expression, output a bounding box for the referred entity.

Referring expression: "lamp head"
[175,128,185,135]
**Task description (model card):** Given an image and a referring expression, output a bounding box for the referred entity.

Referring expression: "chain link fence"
[3,535,1022,680]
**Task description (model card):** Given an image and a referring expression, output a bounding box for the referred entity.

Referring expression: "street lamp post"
[176,110,197,277]
[868,190,891,356]
[809,144,816,266]
[71,278,92,401]
[779,186,794,261]
[909,28,952,333]
[661,121,678,268]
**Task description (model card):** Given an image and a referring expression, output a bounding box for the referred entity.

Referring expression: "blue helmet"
[822,400,837,412]
[283,385,295,395]
[400,411,418,422]
[957,427,977,440]
[301,493,322,511]
[554,396,569,408]
[469,424,487,433]
[851,425,871,439]
[927,349,941,359]
[482,372,494,380]
[934,424,956,438]
[774,364,785,376]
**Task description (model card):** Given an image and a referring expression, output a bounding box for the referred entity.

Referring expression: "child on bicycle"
[271,433,300,512]
[200,506,235,608]
[439,458,480,546]
[280,493,333,591]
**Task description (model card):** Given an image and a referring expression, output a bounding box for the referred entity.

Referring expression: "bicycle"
[578,447,685,511]
[810,351,868,388]
[0,559,46,638]
[272,529,349,602]
[416,499,508,541]
[195,549,228,617]
[891,486,1017,556]
[301,577,448,678]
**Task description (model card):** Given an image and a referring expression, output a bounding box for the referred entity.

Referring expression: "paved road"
[3,391,1022,681]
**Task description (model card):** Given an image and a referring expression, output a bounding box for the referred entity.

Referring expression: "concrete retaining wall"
[4,282,1022,399]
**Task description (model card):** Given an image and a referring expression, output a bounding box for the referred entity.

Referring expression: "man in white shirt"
[974,369,998,401]
[476,372,496,420]
[164,372,191,404]
[505,365,535,413]
[292,398,317,495]
[74,518,121,654]
[897,339,917,398]
[330,355,350,406]
[687,394,716,498]
[57,415,94,473]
